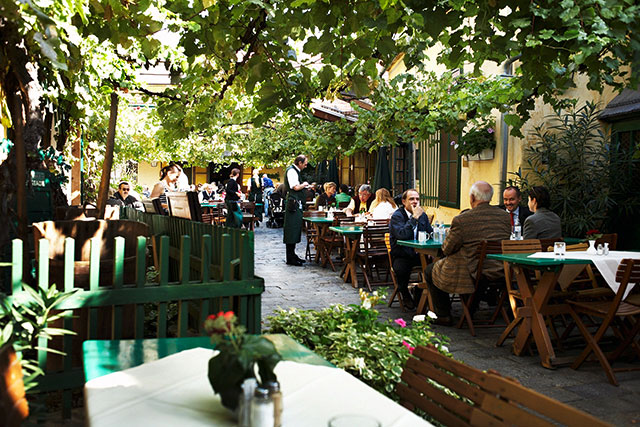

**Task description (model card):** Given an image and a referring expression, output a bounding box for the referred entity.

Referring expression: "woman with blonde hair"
[370,188,397,219]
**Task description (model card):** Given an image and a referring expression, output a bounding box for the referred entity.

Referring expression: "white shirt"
[371,201,397,220]
[506,206,520,225]
[286,165,301,188]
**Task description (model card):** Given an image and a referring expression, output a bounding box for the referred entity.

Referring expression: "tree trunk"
[96,92,119,219]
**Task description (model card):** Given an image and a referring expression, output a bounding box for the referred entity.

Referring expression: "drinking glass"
[554,242,566,259]
[418,231,427,242]
[513,225,522,240]
[328,415,381,427]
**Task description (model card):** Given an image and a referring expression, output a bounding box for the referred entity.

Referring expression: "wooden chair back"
[337,201,350,209]
[0,345,29,427]
[142,200,157,214]
[303,210,327,218]
[502,239,542,254]
[167,192,202,222]
[338,216,355,225]
[397,344,610,427]
[151,197,167,215]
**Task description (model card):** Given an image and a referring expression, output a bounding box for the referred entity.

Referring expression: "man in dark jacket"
[389,189,433,309]
[500,186,532,227]
[108,181,143,210]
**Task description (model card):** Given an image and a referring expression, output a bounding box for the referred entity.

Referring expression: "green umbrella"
[327,157,339,186]
[372,147,392,192]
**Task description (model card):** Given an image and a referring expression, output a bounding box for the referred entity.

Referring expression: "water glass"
[318,206,323,212]
[554,242,566,259]
[418,231,427,242]
[512,225,522,240]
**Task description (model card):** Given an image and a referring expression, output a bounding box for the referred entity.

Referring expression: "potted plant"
[453,119,497,160]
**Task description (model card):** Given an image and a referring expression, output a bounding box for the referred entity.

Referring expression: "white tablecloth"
[529,250,640,299]
[85,348,432,427]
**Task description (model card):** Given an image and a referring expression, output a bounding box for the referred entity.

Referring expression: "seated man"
[425,181,511,325]
[500,185,532,228]
[389,189,433,310]
[107,181,143,210]
[344,184,373,215]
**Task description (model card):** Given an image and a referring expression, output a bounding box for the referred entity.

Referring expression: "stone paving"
[256,223,640,425]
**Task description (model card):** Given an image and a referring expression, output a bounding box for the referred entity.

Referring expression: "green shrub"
[266,290,450,397]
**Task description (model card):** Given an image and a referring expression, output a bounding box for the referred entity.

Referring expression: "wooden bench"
[397,344,610,426]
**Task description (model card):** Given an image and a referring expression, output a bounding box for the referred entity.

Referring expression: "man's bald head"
[469,181,493,207]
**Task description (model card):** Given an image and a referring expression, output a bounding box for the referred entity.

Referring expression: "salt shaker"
[597,243,604,255]
[265,381,282,427]
[604,242,610,255]
[250,387,274,427]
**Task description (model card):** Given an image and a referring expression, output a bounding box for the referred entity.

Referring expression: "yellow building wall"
[138,161,161,193]
[388,54,622,223]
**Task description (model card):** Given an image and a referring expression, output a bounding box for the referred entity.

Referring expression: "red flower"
[204,311,236,335]
[586,229,601,236]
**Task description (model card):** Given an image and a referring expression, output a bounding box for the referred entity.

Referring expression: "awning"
[599,89,640,122]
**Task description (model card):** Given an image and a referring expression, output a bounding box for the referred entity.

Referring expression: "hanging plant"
[454,119,496,156]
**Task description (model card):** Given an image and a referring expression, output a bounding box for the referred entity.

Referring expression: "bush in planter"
[454,118,496,157]
[265,290,450,397]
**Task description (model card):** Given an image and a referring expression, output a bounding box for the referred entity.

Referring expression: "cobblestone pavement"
[256,223,640,425]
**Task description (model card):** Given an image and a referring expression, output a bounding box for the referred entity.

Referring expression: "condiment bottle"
[250,387,274,427]
[265,381,283,427]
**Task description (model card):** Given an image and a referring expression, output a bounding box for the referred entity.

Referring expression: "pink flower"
[450,140,456,145]
[402,340,415,354]
[394,318,407,328]
[487,128,495,134]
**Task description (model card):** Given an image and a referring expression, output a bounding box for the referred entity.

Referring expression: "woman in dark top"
[523,186,562,239]
[225,168,242,227]
[314,182,337,209]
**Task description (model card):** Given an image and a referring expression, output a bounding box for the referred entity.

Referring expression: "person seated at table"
[107,181,144,210]
[425,181,511,325]
[370,188,397,220]
[523,186,562,239]
[345,184,374,215]
[150,164,181,212]
[315,182,337,209]
[389,189,433,310]
[201,184,216,202]
[500,185,532,227]
[335,184,352,206]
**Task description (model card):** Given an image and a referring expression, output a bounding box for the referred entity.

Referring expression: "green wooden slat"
[112,236,125,340]
[38,335,47,370]
[135,236,146,339]
[178,235,191,337]
[158,235,169,338]
[38,238,49,290]
[221,296,230,313]
[239,296,248,328]
[252,295,261,334]
[88,237,101,339]
[222,234,231,281]
[63,238,75,293]
[201,234,211,282]
[241,231,252,279]
[11,239,22,294]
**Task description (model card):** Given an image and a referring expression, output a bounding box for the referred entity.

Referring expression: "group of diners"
[282,153,565,325]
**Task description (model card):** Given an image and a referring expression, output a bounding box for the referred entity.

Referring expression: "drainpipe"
[499,55,521,204]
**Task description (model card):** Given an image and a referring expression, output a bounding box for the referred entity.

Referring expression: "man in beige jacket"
[426,181,511,325]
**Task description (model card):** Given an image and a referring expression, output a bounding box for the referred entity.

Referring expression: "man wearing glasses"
[108,181,143,210]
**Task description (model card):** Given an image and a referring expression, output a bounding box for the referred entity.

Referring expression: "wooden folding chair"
[355,225,392,292]
[385,233,423,312]
[321,216,354,271]
[457,240,510,336]
[568,258,640,385]
[396,344,610,427]
[303,210,326,261]
[0,345,29,427]
[496,239,542,347]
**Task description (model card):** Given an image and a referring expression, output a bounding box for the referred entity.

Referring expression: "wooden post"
[96,92,118,218]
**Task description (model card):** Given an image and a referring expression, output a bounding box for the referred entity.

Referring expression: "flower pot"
[464,148,494,161]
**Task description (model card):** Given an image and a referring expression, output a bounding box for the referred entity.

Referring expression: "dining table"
[303,216,335,265]
[396,239,443,314]
[83,334,432,427]
[329,225,364,288]
[487,250,640,369]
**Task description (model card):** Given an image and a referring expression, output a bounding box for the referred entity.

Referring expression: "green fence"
[5,208,263,418]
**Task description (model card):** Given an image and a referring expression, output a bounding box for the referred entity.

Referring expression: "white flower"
[441,345,449,353]
[412,314,426,322]
[288,307,297,313]
[427,311,438,319]
[353,357,366,372]
[362,299,372,309]
[372,291,378,296]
